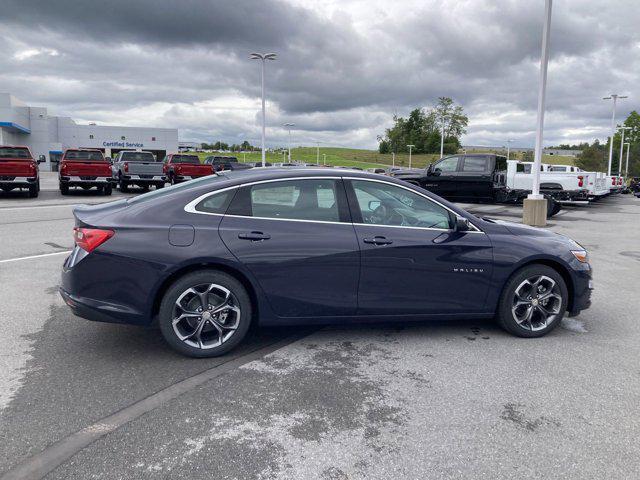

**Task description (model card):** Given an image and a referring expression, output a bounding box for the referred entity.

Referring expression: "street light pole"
[250,52,277,167]
[316,141,320,165]
[283,123,295,162]
[407,144,415,168]
[506,139,514,161]
[618,126,631,176]
[440,118,446,159]
[523,0,552,226]
[322,153,326,166]
[624,142,631,177]
[603,94,628,176]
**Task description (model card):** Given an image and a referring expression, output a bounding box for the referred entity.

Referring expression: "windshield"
[127,173,225,205]
[0,147,31,159]
[171,155,200,164]
[121,152,156,162]
[64,150,105,161]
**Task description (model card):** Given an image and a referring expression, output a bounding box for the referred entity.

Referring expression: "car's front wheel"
[159,270,252,357]
[497,265,568,338]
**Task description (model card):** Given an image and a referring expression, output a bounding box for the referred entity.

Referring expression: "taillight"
[73,227,114,253]
[60,161,68,175]
[124,162,129,173]
[612,178,616,185]
[577,175,584,187]
[618,177,623,185]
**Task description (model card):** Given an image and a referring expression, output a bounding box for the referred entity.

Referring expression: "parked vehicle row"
[391,153,627,218]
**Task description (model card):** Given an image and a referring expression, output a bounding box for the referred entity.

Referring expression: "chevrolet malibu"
[60,169,592,357]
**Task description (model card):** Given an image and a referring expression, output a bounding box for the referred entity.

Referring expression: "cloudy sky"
[1,0,638,149]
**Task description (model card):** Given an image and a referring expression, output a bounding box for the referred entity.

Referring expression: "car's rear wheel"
[60,183,69,195]
[159,270,252,357]
[119,179,129,192]
[103,184,113,195]
[497,265,567,338]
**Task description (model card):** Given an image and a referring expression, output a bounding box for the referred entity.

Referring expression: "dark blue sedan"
[60,168,592,357]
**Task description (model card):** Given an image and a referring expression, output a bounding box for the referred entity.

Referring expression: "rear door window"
[461,157,489,172]
[230,179,343,222]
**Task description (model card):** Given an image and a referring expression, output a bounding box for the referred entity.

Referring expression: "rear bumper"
[60,176,115,187]
[0,176,37,187]
[121,174,166,184]
[59,287,146,325]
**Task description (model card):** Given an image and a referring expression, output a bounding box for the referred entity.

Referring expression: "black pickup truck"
[392,154,561,217]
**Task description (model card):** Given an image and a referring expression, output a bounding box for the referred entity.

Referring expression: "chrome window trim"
[183,175,484,233]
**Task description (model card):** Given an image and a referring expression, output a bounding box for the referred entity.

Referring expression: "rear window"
[64,150,105,161]
[171,155,200,164]
[121,152,156,162]
[0,147,31,159]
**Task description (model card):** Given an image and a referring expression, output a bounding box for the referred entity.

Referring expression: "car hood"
[483,217,580,247]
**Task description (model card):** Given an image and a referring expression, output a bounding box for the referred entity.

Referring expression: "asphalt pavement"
[1,173,639,479]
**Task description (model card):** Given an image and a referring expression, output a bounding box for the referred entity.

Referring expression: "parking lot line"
[0,251,71,264]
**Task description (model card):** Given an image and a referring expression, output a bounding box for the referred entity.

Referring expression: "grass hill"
[194,147,575,168]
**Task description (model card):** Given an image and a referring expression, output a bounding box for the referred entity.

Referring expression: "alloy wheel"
[511,275,563,331]
[172,283,241,349]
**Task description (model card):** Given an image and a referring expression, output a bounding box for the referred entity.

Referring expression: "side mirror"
[37,155,46,164]
[454,217,471,232]
[426,163,434,175]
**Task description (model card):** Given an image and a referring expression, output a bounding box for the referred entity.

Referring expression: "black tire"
[497,264,568,338]
[156,182,165,189]
[28,183,38,198]
[159,270,252,358]
[60,183,69,195]
[120,179,129,192]
[546,197,561,218]
[36,179,41,193]
[103,184,113,196]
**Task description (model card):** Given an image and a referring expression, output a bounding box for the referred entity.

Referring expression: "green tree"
[377,97,467,154]
[575,140,607,172]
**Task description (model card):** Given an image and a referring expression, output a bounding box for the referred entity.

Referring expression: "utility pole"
[407,144,415,168]
[603,94,628,176]
[322,153,327,166]
[392,152,395,168]
[316,142,320,165]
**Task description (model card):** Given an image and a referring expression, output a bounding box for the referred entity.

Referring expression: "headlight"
[571,250,588,263]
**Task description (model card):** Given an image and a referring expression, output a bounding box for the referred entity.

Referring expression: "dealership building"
[0,93,178,170]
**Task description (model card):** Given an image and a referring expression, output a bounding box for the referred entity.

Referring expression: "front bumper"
[568,265,593,316]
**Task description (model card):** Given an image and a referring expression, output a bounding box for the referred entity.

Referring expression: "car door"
[456,156,492,201]
[218,177,360,318]
[422,155,461,199]
[345,178,493,316]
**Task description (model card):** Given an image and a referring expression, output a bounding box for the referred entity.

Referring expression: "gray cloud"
[0,0,638,148]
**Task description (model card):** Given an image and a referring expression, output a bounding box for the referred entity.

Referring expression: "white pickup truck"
[546,164,609,199]
[506,160,590,203]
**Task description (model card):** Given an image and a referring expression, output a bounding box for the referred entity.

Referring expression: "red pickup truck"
[59,149,115,195]
[163,154,214,184]
[0,145,44,198]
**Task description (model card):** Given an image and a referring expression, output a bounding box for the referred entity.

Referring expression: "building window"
[151,137,156,141]
[121,136,126,140]
[89,134,94,139]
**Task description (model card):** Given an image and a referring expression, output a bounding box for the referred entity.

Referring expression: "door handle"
[363,236,393,246]
[238,231,271,241]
